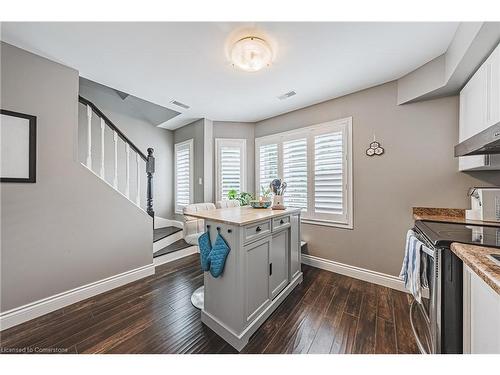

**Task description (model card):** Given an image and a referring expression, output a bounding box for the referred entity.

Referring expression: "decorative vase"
[272,195,285,210]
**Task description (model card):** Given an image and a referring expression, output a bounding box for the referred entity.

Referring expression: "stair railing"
[79,96,155,218]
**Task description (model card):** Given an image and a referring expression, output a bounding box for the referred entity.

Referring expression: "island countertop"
[185,206,302,226]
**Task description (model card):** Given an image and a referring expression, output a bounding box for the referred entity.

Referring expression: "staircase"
[78,96,155,217]
[79,95,198,265]
[153,223,197,266]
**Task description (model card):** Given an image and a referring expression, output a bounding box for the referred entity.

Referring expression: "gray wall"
[397,22,500,104]
[173,119,206,213]
[172,119,255,214]
[78,80,174,218]
[0,42,153,312]
[213,121,256,198]
[255,81,500,276]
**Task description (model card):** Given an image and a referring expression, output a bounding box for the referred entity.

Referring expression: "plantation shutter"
[175,141,191,213]
[258,143,278,193]
[220,145,241,199]
[314,131,344,215]
[255,117,351,227]
[282,138,307,209]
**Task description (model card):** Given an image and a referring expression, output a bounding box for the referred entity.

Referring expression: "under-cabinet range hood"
[455,122,500,156]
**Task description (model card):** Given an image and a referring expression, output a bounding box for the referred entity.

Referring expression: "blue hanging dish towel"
[198,231,212,272]
[209,233,230,278]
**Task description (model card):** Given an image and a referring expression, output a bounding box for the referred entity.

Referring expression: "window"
[283,138,307,209]
[215,138,246,202]
[174,139,193,214]
[314,131,345,220]
[258,143,278,194]
[255,117,352,228]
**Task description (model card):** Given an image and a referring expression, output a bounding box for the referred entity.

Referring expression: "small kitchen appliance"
[466,187,500,222]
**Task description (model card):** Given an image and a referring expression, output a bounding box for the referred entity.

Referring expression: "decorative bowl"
[249,200,272,209]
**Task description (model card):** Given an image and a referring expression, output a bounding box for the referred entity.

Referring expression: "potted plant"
[227,190,254,206]
[260,185,272,202]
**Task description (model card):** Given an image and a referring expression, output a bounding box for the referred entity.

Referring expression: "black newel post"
[146,148,155,219]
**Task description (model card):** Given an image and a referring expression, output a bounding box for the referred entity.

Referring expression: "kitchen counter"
[413,207,500,227]
[185,205,302,226]
[450,242,500,296]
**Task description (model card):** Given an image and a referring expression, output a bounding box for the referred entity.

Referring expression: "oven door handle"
[410,299,432,354]
[421,245,435,257]
[413,231,436,258]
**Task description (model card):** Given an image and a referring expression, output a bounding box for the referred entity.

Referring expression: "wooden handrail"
[78,95,147,161]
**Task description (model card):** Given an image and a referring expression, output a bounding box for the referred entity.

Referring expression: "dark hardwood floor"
[0,254,420,354]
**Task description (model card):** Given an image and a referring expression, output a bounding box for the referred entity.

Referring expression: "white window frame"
[255,117,353,229]
[215,138,247,202]
[174,138,194,214]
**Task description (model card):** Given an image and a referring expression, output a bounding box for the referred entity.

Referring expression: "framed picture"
[0,109,37,183]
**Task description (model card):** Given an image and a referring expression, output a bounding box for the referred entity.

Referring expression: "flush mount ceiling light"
[230,36,273,72]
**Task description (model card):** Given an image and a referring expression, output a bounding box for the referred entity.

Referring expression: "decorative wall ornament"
[365,136,384,157]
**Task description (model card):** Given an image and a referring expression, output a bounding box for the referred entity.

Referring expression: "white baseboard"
[153,246,199,266]
[0,263,155,331]
[170,219,183,229]
[301,254,406,293]
[154,216,183,229]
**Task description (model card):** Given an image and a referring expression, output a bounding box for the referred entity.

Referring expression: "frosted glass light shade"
[230,37,272,72]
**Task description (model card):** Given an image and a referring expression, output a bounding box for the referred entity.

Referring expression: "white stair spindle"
[86,105,92,169]
[113,131,118,189]
[100,118,105,178]
[136,153,141,206]
[125,143,130,198]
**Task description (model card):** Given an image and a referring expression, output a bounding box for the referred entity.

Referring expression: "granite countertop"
[450,242,500,296]
[413,207,500,227]
[185,206,302,226]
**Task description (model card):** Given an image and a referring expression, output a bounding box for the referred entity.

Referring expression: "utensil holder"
[272,195,285,210]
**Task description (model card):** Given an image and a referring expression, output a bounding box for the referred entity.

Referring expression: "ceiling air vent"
[277,90,296,100]
[170,100,190,110]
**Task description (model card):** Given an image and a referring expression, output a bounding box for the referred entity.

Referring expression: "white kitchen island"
[186,206,303,351]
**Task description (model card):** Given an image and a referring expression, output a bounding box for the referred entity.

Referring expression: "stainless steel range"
[411,220,500,354]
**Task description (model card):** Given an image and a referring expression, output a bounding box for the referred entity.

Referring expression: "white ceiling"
[1,22,459,129]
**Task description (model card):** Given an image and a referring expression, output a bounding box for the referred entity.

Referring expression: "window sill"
[301,218,353,230]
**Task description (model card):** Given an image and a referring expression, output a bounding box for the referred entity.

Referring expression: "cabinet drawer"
[244,220,271,244]
[272,215,290,231]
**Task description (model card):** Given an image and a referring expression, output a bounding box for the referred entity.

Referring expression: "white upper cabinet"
[487,45,500,127]
[459,43,500,171]
[460,64,487,141]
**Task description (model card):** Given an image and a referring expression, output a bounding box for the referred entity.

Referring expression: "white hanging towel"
[400,229,427,304]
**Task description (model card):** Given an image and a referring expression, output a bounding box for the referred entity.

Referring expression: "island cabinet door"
[244,236,271,322]
[270,229,289,299]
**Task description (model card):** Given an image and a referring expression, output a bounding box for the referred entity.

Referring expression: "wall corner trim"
[0,263,155,331]
[301,254,407,293]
